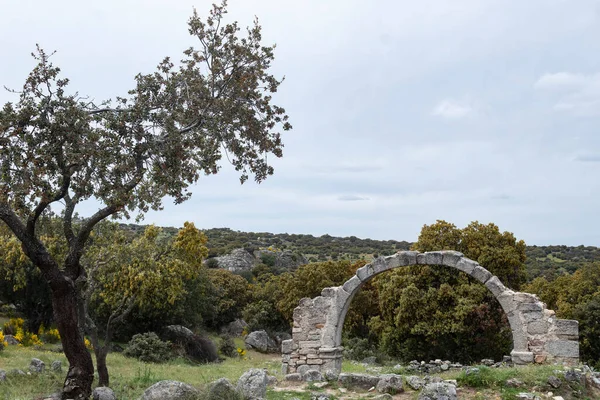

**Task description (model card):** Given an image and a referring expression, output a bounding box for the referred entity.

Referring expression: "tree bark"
[96,346,110,387]
[51,276,94,400]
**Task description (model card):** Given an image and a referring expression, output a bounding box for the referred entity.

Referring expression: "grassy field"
[0,344,597,400]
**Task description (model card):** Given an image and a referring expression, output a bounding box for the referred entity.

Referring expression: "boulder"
[244,330,278,353]
[223,319,249,337]
[4,335,18,345]
[376,374,404,394]
[548,375,562,388]
[302,369,323,382]
[372,395,393,400]
[284,373,302,382]
[310,394,332,400]
[418,382,457,400]
[93,387,117,400]
[506,378,523,388]
[236,369,267,400]
[29,358,45,373]
[139,380,200,400]
[162,325,195,343]
[214,249,256,272]
[337,373,380,390]
[407,376,426,390]
[207,378,238,400]
[51,360,62,372]
[0,370,6,382]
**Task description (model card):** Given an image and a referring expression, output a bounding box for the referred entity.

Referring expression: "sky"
[1,0,600,245]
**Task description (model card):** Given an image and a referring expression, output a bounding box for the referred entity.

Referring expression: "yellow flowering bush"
[14,328,43,347]
[85,338,93,351]
[0,330,7,350]
[2,317,24,335]
[236,347,246,359]
[38,325,61,344]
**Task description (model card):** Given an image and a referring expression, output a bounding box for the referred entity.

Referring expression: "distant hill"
[118,224,598,280]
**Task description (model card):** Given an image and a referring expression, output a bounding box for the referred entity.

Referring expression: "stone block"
[299,298,313,307]
[554,319,578,336]
[441,250,463,267]
[523,312,543,323]
[546,340,579,358]
[497,290,517,314]
[527,320,548,335]
[511,328,528,351]
[471,266,492,283]
[398,251,419,265]
[356,264,374,282]
[342,276,362,294]
[321,287,336,297]
[299,340,321,348]
[417,253,427,264]
[485,276,507,297]
[338,373,381,390]
[534,354,547,363]
[371,257,390,275]
[518,302,544,312]
[454,258,478,274]
[383,254,401,269]
[423,251,443,265]
[282,354,291,363]
[307,359,324,365]
[514,292,538,303]
[511,350,534,364]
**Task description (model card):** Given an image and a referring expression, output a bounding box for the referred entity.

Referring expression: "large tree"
[0,1,291,398]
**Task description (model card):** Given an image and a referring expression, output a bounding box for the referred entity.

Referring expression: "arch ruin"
[281,251,579,375]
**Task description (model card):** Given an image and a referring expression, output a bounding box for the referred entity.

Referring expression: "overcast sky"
[1,0,600,245]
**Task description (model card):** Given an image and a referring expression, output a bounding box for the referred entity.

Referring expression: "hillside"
[119,224,599,280]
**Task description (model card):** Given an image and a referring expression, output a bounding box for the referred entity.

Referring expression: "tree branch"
[26,174,71,236]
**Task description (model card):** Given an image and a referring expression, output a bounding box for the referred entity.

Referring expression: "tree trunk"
[96,346,110,387]
[51,276,94,400]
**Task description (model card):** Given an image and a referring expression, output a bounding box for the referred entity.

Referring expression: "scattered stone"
[236,368,267,400]
[362,356,377,365]
[207,378,237,400]
[140,380,200,400]
[515,393,540,399]
[244,330,278,353]
[223,319,249,337]
[588,374,600,389]
[465,367,480,376]
[29,358,45,373]
[313,382,329,388]
[0,370,6,382]
[407,376,426,390]
[376,374,403,394]
[564,369,583,384]
[310,394,332,400]
[296,365,311,376]
[372,395,393,400]
[3,335,18,345]
[337,373,380,390]
[51,360,62,372]
[303,369,323,382]
[440,363,449,371]
[162,325,194,342]
[552,397,565,400]
[41,393,61,400]
[506,378,523,388]
[547,375,562,389]
[285,373,302,382]
[481,359,494,366]
[443,380,457,386]
[323,369,339,381]
[92,386,116,400]
[9,369,25,376]
[418,382,457,400]
[266,375,277,386]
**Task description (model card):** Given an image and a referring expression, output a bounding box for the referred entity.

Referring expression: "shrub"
[3,317,24,335]
[14,328,43,347]
[218,334,237,358]
[123,332,173,363]
[38,325,61,344]
[183,334,219,363]
[0,330,6,350]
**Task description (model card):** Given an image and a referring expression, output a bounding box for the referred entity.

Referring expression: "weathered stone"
[534,354,546,363]
[296,365,311,376]
[514,292,538,303]
[213,248,256,272]
[29,358,45,373]
[527,320,548,335]
[302,369,323,382]
[281,339,293,354]
[310,394,333,400]
[342,275,362,293]
[337,373,380,390]
[497,290,517,314]
[223,319,249,337]
[441,251,463,267]
[523,312,543,323]
[471,266,492,283]
[207,378,237,400]
[0,370,5,382]
[372,395,393,400]
[518,302,544,312]
[285,373,302,381]
[140,380,200,400]
[398,251,419,265]
[564,369,583,384]
[511,351,534,364]
[51,360,62,372]
[406,375,426,390]
[454,258,478,274]
[236,369,267,400]
[376,374,403,394]
[92,387,116,400]
[485,276,506,297]
[506,378,523,387]
[3,335,18,345]
[546,341,579,358]
[423,251,443,265]
[554,319,578,336]
[418,382,457,400]
[547,375,562,388]
[245,330,278,353]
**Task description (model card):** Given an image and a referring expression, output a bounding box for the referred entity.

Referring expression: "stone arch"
[281,251,579,375]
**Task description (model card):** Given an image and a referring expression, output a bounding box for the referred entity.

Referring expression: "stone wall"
[282,251,579,375]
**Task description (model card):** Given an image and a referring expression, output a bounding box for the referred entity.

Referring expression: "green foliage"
[218,334,237,358]
[123,332,173,363]
[202,269,251,329]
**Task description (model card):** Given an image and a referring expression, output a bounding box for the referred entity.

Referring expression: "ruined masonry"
[281,251,579,375]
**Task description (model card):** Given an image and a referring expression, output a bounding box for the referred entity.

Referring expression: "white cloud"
[432,99,474,119]
[535,72,600,116]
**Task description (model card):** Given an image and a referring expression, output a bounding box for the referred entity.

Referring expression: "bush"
[0,330,6,350]
[123,332,173,363]
[342,336,383,363]
[218,334,237,358]
[183,334,219,363]
[38,325,61,344]
[3,317,24,335]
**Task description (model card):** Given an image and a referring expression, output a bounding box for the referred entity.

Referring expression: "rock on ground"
[139,380,200,400]
[51,360,62,372]
[93,387,117,400]
[337,373,380,390]
[244,330,278,353]
[207,378,238,400]
[223,319,249,337]
[418,382,457,400]
[407,375,426,390]
[29,358,45,373]
[376,374,404,394]
[236,368,267,400]
[302,369,323,382]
